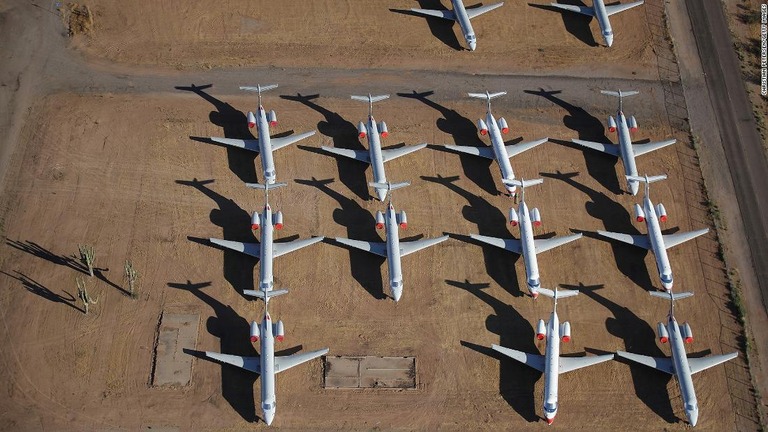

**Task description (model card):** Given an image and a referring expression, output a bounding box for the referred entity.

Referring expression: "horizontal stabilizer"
[275,348,329,374]
[538,287,579,300]
[688,352,738,374]
[559,354,614,374]
[205,351,261,374]
[503,178,544,189]
[400,235,450,257]
[571,139,621,157]
[597,230,651,250]
[443,145,495,159]
[600,90,640,98]
[616,350,674,374]
[320,146,371,163]
[625,174,667,184]
[533,233,583,254]
[505,138,549,158]
[465,2,505,19]
[209,238,260,259]
[351,94,390,103]
[662,228,709,249]
[245,182,287,191]
[409,7,455,20]
[492,344,545,372]
[381,143,428,162]
[470,233,522,255]
[369,181,410,192]
[604,1,645,16]
[468,91,507,100]
[244,288,289,300]
[550,3,594,16]
[334,237,388,257]
[240,84,278,93]
[209,137,260,153]
[273,237,325,258]
[271,130,316,151]
[649,291,693,300]
[632,139,676,156]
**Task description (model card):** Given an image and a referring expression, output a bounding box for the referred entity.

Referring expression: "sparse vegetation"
[124,260,138,299]
[76,277,98,314]
[78,244,95,277]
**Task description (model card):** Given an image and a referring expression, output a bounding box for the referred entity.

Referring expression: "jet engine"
[247,111,257,129]
[536,319,546,340]
[375,211,385,229]
[378,121,389,138]
[629,116,638,132]
[508,207,519,227]
[531,208,542,227]
[397,211,407,229]
[682,322,693,343]
[657,322,669,343]
[656,203,668,222]
[250,320,260,342]
[274,320,285,342]
[477,119,488,136]
[268,110,278,127]
[251,212,261,230]
[560,322,572,342]
[273,211,284,230]
[608,116,617,133]
[498,117,510,134]
[358,121,367,139]
[634,204,645,223]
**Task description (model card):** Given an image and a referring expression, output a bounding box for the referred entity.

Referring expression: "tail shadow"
[528,2,598,47]
[389,2,463,51]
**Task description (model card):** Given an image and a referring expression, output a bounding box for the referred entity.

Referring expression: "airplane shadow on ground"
[540,171,655,291]
[168,280,260,423]
[1,270,82,312]
[399,90,500,195]
[448,279,541,423]
[390,2,463,51]
[528,2,598,47]
[568,283,677,423]
[293,178,386,300]
[175,84,259,184]
[524,88,622,194]
[281,93,370,201]
[175,178,257,296]
[421,174,525,297]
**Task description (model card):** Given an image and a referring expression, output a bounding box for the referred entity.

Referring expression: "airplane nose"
[264,410,275,426]
[605,35,614,47]
[687,409,698,427]
[531,290,539,299]
[469,41,477,51]
[546,417,554,425]
[392,287,402,302]
[375,188,387,202]
[629,181,639,196]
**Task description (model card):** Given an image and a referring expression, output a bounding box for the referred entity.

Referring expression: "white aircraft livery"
[409,0,505,51]
[444,92,548,196]
[334,182,449,302]
[569,89,675,195]
[470,178,582,298]
[203,289,329,426]
[320,94,427,201]
[209,84,316,184]
[492,288,614,424]
[617,291,738,427]
[597,175,708,291]
[550,0,644,47]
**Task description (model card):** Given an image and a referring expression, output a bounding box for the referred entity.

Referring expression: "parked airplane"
[409,0,505,51]
[550,0,644,47]
[493,288,613,424]
[617,291,738,426]
[209,84,316,184]
[320,94,427,201]
[569,89,675,195]
[470,178,582,298]
[334,182,449,302]
[209,183,324,297]
[597,175,708,291]
[443,91,548,196]
[203,289,329,426]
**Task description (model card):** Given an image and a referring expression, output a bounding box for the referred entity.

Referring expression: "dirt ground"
[0,0,755,431]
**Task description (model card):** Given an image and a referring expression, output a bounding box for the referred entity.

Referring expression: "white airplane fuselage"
[615,110,640,195]
[258,311,278,425]
[258,204,276,293]
[255,105,277,184]
[452,0,478,51]
[542,311,562,423]
[592,0,614,47]
[664,315,699,426]
[517,200,541,296]
[484,110,517,195]
[384,202,404,302]
[365,115,389,201]
[641,195,674,290]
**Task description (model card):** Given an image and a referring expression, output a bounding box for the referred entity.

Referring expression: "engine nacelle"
[531,208,542,227]
[508,207,519,226]
[607,116,617,133]
[656,203,668,222]
[682,322,693,344]
[358,121,367,139]
[268,110,278,127]
[560,321,572,343]
[477,119,488,136]
[251,211,261,230]
[250,320,260,342]
[498,117,510,134]
[629,116,638,132]
[536,319,546,340]
[378,121,389,138]
[274,320,285,342]
[375,211,385,229]
[247,111,257,129]
[657,322,669,343]
[634,203,645,223]
[397,211,407,229]
[273,211,284,230]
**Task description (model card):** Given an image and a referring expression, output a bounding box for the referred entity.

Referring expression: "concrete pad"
[152,313,199,387]
[324,356,416,389]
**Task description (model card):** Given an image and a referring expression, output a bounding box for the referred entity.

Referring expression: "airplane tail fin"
[240,84,278,93]
[468,91,507,100]
[369,181,410,192]
[244,289,289,301]
[538,287,579,300]
[626,174,667,184]
[650,291,693,301]
[600,90,640,98]
[351,94,390,103]
[245,182,288,191]
[503,178,544,189]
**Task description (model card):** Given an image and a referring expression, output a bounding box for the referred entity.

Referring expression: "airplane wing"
[663,228,709,249]
[559,354,614,374]
[274,348,329,374]
[273,236,325,258]
[209,137,260,153]
[270,130,316,151]
[571,139,621,157]
[550,3,594,16]
[688,352,738,374]
[320,146,371,163]
[470,234,523,254]
[491,344,545,372]
[334,237,388,257]
[209,238,260,259]
[443,145,496,159]
[597,230,651,250]
[400,235,450,257]
[409,8,455,20]
[465,2,505,19]
[380,143,428,163]
[505,138,548,158]
[205,351,261,374]
[533,233,583,254]
[615,350,674,374]
[632,139,676,157]
[604,1,645,16]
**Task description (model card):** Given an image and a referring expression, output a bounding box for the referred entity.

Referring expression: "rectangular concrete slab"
[152,313,199,387]
[324,356,416,389]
